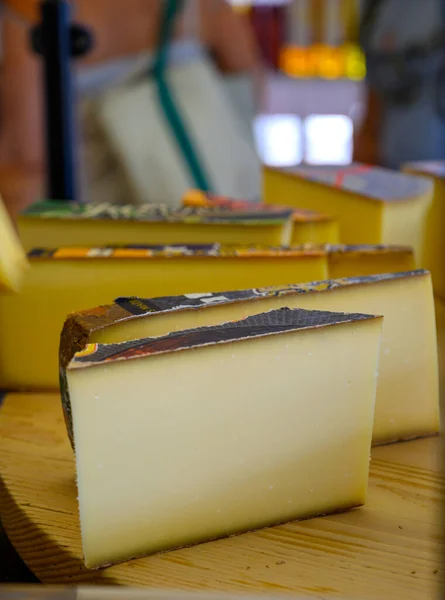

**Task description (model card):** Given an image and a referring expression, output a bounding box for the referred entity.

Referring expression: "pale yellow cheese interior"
[17,216,293,250]
[291,219,339,245]
[434,295,445,423]
[263,169,431,264]
[0,254,327,390]
[92,272,439,445]
[0,198,28,292]
[327,248,415,279]
[68,317,382,568]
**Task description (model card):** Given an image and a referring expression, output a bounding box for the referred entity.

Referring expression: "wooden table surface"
[0,393,443,599]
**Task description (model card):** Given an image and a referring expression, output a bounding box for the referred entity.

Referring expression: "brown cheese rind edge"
[60,302,130,448]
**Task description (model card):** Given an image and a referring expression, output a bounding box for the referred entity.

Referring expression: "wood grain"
[0,393,443,599]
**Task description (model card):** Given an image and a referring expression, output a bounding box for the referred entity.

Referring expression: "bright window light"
[304,114,353,165]
[254,114,303,167]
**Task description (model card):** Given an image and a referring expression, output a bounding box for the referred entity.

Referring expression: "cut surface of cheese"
[434,295,445,422]
[325,244,415,278]
[0,244,327,391]
[62,270,439,445]
[403,161,445,300]
[18,200,294,248]
[264,164,433,263]
[65,307,382,568]
[0,196,28,292]
[182,189,340,245]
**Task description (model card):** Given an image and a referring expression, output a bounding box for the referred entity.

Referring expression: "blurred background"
[231,0,365,167]
[0,0,368,215]
[0,0,443,213]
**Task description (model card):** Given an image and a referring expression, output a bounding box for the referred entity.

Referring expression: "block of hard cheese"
[0,196,28,292]
[18,200,294,249]
[264,163,433,263]
[182,189,340,245]
[0,244,327,391]
[325,244,414,278]
[403,161,445,300]
[64,307,382,568]
[61,270,439,445]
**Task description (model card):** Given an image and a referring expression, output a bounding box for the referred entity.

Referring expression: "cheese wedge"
[403,161,445,300]
[182,189,340,245]
[64,307,382,568]
[0,196,28,292]
[0,244,327,391]
[62,269,439,445]
[17,200,294,249]
[264,164,433,263]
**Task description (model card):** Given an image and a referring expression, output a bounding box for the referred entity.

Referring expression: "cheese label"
[69,307,377,369]
[21,200,292,225]
[404,160,445,179]
[279,163,432,201]
[325,244,412,255]
[115,270,427,317]
[182,190,333,223]
[27,244,324,260]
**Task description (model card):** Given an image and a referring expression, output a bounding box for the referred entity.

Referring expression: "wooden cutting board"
[0,393,443,599]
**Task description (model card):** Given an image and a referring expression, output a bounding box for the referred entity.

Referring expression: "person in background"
[0,0,262,215]
[354,0,445,169]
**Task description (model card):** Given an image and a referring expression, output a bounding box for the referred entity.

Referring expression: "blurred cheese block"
[0,196,28,292]
[62,270,439,446]
[325,244,414,278]
[182,189,340,245]
[264,164,433,263]
[0,244,327,390]
[0,242,415,391]
[64,307,382,568]
[17,200,294,248]
[403,161,445,299]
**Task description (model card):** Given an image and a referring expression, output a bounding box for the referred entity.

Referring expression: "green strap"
[152,0,213,193]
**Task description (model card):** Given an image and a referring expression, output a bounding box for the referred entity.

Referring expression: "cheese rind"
[61,269,439,446]
[18,201,294,248]
[0,197,28,292]
[264,164,433,263]
[66,307,382,568]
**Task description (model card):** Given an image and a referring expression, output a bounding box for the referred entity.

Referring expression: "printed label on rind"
[69,308,377,368]
[325,244,413,255]
[27,244,324,260]
[114,269,427,317]
[275,163,433,201]
[21,200,292,225]
[182,190,333,222]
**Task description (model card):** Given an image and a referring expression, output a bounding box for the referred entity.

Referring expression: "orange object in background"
[279,45,317,78]
[279,42,365,80]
